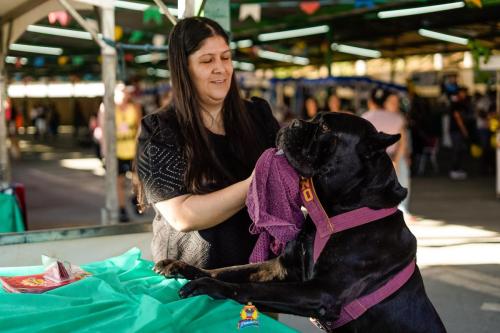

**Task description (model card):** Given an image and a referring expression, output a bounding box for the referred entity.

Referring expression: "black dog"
[155,112,446,333]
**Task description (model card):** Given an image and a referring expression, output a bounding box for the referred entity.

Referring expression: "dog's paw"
[179,277,238,300]
[153,259,208,279]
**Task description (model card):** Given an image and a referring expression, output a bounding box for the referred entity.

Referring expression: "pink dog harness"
[300,178,416,330]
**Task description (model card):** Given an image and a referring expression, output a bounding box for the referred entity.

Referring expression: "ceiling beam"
[0,0,50,24]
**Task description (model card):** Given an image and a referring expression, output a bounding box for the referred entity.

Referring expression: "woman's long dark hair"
[167,17,265,194]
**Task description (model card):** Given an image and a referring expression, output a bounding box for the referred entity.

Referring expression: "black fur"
[154,112,446,333]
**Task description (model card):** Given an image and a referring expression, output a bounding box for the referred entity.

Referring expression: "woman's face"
[385,95,399,113]
[188,35,233,109]
[305,98,318,118]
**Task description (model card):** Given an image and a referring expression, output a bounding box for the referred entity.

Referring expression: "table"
[0,248,298,333]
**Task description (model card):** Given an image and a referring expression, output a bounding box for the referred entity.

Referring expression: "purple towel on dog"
[247,148,304,263]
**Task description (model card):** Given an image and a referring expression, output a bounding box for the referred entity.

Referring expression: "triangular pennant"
[239,4,261,22]
[465,0,482,8]
[354,0,374,8]
[129,30,144,43]
[34,56,45,68]
[115,26,123,41]
[144,6,162,25]
[48,11,71,26]
[299,1,320,15]
[72,56,84,66]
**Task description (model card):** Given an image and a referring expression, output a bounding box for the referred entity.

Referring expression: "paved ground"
[7,132,500,333]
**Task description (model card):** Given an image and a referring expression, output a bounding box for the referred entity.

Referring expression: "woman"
[384,92,411,215]
[135,17,279,269]
[362,89,409,214]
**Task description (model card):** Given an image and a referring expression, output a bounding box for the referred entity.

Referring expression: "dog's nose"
[291,119,301,128]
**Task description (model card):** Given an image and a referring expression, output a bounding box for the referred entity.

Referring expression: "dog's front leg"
[155,257,295,283]
[179,279,339,320]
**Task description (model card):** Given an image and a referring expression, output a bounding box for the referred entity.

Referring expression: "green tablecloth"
[0,248,298,333]
[0,193,24,233]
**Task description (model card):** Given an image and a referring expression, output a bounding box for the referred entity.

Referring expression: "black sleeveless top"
[136,97,279,269]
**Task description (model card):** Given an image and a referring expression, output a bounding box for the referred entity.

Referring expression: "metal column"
[101,2,118,224]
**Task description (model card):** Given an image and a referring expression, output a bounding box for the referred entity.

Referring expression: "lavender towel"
[247,148,304,263]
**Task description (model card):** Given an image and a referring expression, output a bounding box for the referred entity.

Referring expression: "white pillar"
[101,1,118,224]
[178,0,197,18]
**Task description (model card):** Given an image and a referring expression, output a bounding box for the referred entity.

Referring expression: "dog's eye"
[320,123,330,133]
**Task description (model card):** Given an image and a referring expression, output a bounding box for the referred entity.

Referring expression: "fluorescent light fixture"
[230,39,254,50]
[5,56,28,65]
[147,67,170,78]
[10,43,63,55]
[378,1,464,19]
[115,1,178,15]
[8,84,26,98]
[27,25,101,40]
[257,49,309,65]
[258,25,329,42]
[418,28,469,45]
[74,82,105,97]
[233,61,255,71]
[135,53,167,63]
[48,83,74,97]
[331,43,381,58]
[26,84,48,97]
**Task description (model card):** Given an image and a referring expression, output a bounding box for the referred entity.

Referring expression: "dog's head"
[277,112,407,213]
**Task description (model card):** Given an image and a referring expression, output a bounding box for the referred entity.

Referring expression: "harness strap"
[332,259,416,329]
[300,178,398,262]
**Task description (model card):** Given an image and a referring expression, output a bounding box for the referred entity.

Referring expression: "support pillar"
[101,2,118,224]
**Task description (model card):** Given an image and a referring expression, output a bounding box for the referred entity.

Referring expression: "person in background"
[448,87,470,180]
[327,93,341,113]
[303,95,319,119]
[99,83,142,222]
[135,17,279,269]
[384,92,412,217]
[362,88,408,212]
[5,98,21,159]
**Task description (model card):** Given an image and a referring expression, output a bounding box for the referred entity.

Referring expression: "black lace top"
[136,97,280,269]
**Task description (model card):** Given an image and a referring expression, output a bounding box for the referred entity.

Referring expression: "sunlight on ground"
[60,158,105,176]
[410,217,500,268]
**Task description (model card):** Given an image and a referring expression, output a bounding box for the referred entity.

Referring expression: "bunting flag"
[124,53,134,62]
[299,1,320,15]
[72,56,84,66]
[465,0,482,7]
[354,0,374,8]
[239,4,261,22]
[129,30,144,43]
[115,26,123,41]
[58,56,69,66]
[48,11,71,26]
[34,56,45,68]
[144,6,162,25]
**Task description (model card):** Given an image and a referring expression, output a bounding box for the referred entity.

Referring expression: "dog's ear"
[358,132,401,158]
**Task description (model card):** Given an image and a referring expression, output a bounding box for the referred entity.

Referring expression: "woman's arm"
[154,173,253,232]
[393,126,407,171]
